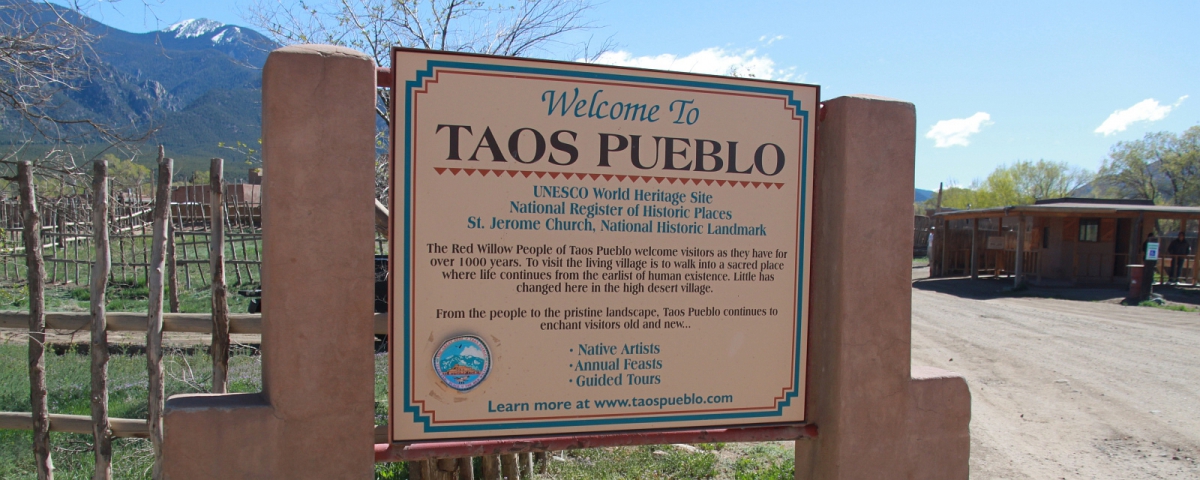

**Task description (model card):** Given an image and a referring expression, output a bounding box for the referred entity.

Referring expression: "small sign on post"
[1146,242,1159,261]
[389,49,816,442]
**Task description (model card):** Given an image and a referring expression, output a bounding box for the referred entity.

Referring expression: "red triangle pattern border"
[430,168,785,189]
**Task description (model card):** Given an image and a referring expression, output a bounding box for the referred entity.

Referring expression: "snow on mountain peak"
[211,26,243,45]
[166,19,226,39]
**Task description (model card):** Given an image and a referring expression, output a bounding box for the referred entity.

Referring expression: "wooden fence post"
[166,222,179,313]
[210,158,230,393]
[480,455,500,480]
[147,152,172,479]
[224,196,242,286]
[500,454,518,480]
[409,460,430,480]
[518,452,532,478]
[180,187,191,289]
[90,160,112,480]
[458,457,475,480]
[534,452,548,474]
[430,458,459,480]
[19,161,53,480]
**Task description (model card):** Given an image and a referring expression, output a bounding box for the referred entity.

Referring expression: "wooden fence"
[0,184,264,293]
[0,156,263,479]
[0,157,529,480]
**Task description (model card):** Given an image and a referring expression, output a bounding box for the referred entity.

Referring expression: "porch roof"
[933,201,1200,221]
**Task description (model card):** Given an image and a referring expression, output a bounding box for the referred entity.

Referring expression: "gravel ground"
[912,267,1200,479]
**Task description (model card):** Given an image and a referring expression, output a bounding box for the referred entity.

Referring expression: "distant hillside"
[915,188,935,203]
[0,2,277,178]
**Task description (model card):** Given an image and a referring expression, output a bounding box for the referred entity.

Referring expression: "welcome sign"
[390,49,817,441]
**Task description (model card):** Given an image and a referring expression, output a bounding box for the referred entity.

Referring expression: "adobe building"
[929,198,1200,286]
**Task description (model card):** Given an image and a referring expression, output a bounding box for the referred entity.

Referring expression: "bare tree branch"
[0,1,159,173]
[247,0,606,126]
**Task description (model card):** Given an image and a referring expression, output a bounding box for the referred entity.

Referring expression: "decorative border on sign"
[432,167,787,189]
[398,58,813,434]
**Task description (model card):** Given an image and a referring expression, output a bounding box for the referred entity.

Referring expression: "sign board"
[1146,242,1159,261]
[986,236,1005,250]
[389,49,817,441]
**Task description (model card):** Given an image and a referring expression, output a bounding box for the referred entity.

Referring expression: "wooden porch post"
[1014,215,1025,288]
[996,217,1006,278]
[1191,218,1198,286]
[1174,216,1187,284]
[970,218,978,279]
[938,218,947,277]
[1128,212,1143,278]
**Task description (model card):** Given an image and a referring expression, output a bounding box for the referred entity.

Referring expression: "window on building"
[1079,218,1100,242]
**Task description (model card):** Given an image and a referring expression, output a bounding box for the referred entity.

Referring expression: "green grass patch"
[0,233,264,291]
[0,345,396,479]
[727,443,794,480]
[546,445,719,479]
[0,344,251,478]
[1138,300,1199,312]
[0,279,258,314]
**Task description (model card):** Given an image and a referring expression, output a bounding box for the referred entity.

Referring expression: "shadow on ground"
[912,271,1200,307]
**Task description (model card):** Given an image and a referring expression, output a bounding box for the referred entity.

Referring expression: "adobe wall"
[160,44,378,479]
[795,95,971,479]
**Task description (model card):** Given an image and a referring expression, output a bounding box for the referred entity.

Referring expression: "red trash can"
[1127,264,1145,302]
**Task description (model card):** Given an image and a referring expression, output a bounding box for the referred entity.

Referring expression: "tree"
[976,159,1094,206]
[105,153,150,191]
[247,0,607,122]
[247,0,606,203]
[0,0,158,192]
[0,1,153,147]
[1099,126,1200,206]
[0,0,95,140]
[924,160,1094,210]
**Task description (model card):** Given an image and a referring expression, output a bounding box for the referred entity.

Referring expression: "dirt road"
[912,269,1200,479]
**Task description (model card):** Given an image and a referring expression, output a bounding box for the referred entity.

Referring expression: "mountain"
[915,188,935,203]
[157,19,274,68]
[0,1,278,178]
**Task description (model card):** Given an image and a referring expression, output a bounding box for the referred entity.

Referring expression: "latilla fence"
[0,156,534,480]
[0,181,264,296]
[0,156,250,478]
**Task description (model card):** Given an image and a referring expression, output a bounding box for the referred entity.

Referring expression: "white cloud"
[926,112,993,148]
[758,35,785,46]
[590,48,798,81]
[1094,96,1188,136]
[459,346,485,359]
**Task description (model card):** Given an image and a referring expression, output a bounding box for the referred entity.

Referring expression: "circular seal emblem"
[433,335,491,391]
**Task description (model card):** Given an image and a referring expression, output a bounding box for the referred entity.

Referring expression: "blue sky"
[96,0,1198,190]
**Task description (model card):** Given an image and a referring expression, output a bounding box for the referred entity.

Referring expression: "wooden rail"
[0,412,149,439]
[1156,255,1198,286]
[0,312,389,336]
